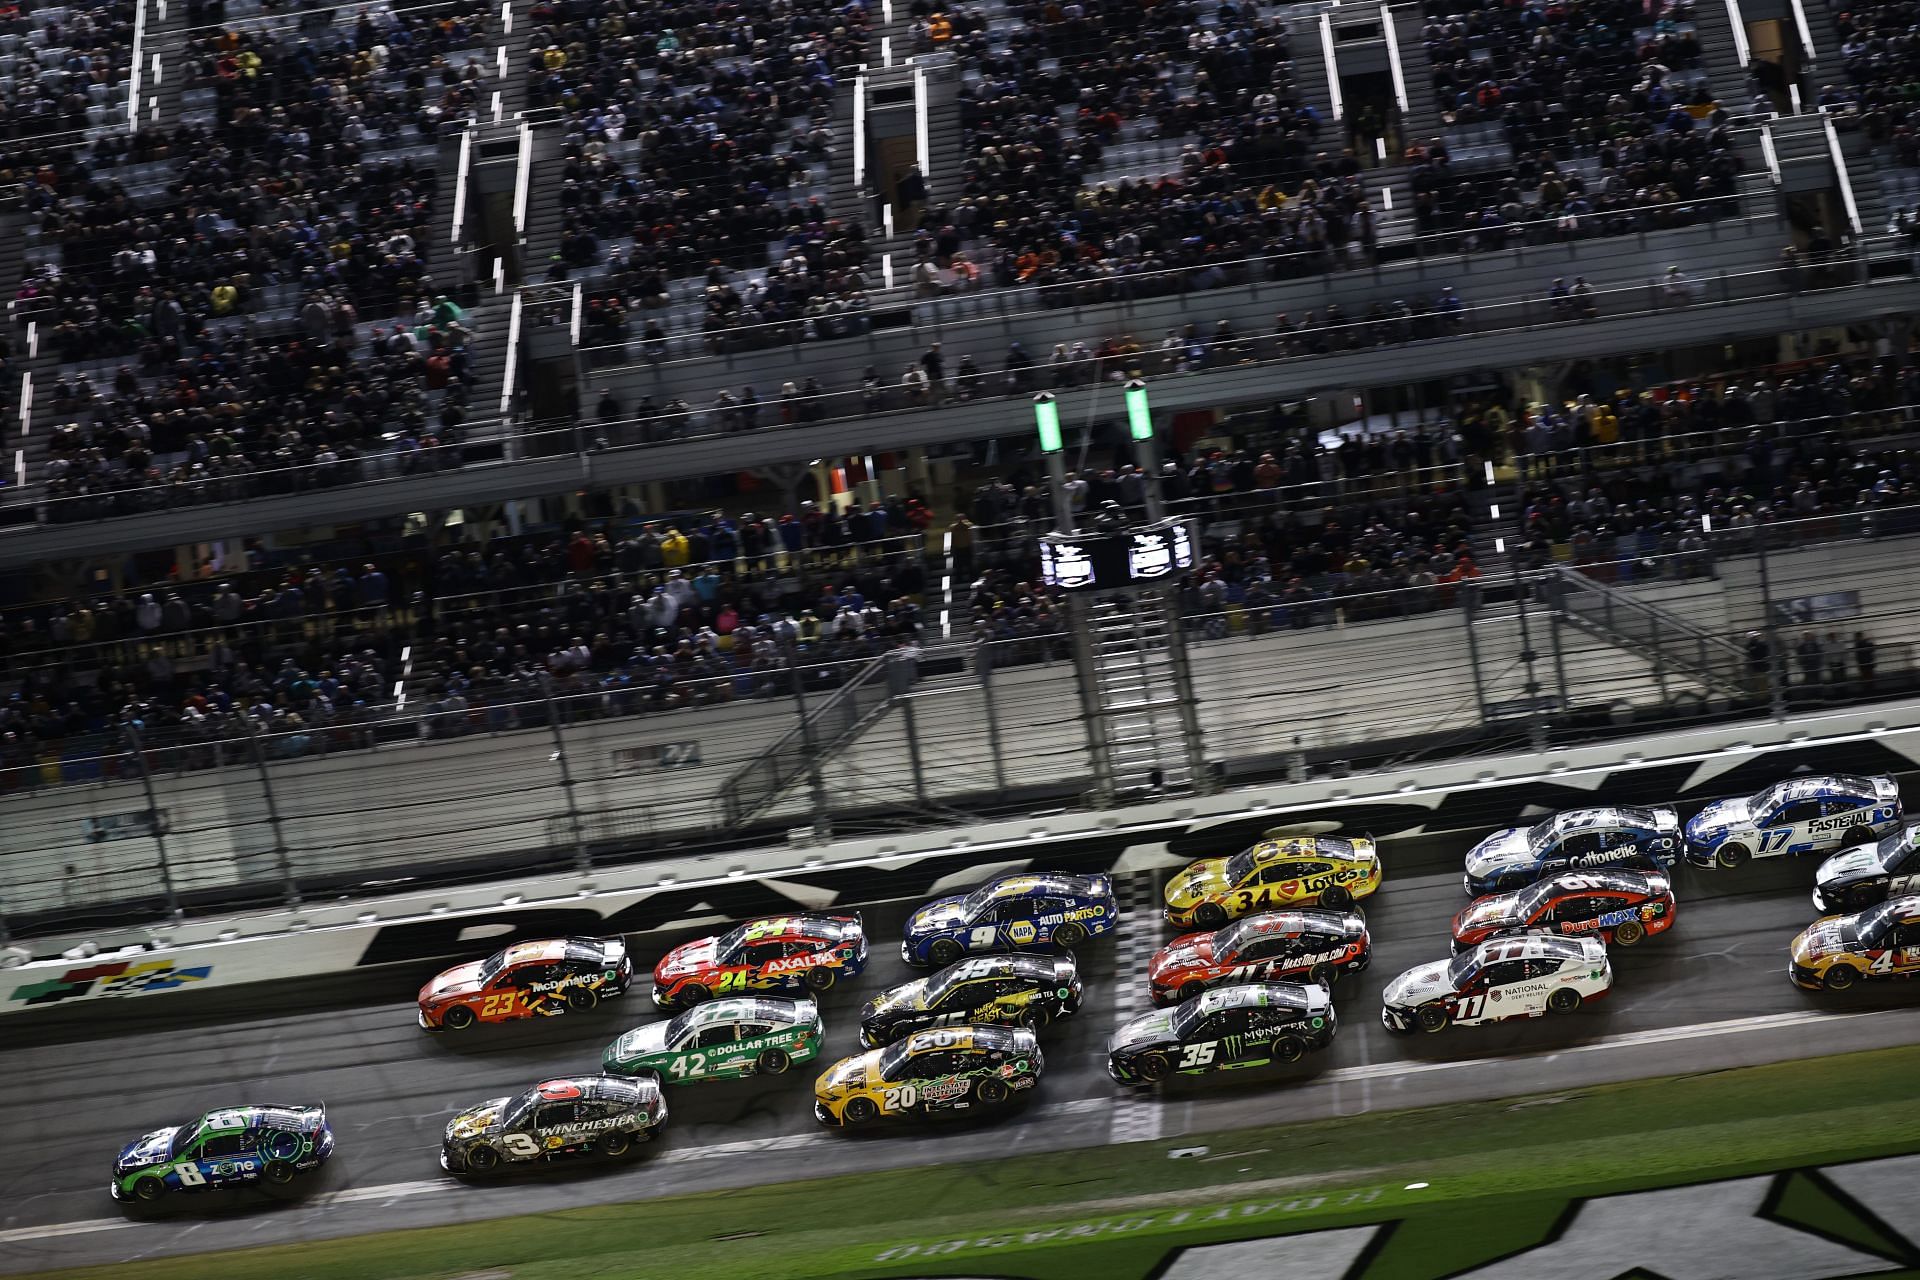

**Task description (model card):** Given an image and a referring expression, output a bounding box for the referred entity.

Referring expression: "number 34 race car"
[112,1105,334,1202]
[418,936,633,1031]
[442,1076,666,1175]
[1164,837,1381,929]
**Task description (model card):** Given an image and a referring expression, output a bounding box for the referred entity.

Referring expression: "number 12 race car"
[1164,836,1382,929]
[417,936,632,1031]
[1381,935,1612,1034]
[1789,895,1920,991]
[652,914,867,1008]
[813,1025,1042,1127]
[1685,774,1902,869]
[442,1076,666,1175]
[112,1105,334,1202]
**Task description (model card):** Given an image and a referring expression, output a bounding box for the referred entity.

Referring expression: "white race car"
[1684,775,1902,869]
[1381,935,1612,1034]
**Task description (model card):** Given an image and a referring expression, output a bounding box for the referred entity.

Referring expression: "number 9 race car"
[901,873,1116,968]
[1685,774,1902,869]
[813,1025,1042,1127]
[418,936,632,1031]
[442,1076,666,1175]
[112,1104,334,1202]
[602,996,824,1082]
[1789,895,1920,991]
[1381,935,1612,1035]
[1164,836,1381,929]
[1108,982,1336,1086]
[1462,807,1679,896]
[652,914,867,1008]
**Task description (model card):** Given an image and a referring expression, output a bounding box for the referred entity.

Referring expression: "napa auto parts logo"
[9,958,212,1006]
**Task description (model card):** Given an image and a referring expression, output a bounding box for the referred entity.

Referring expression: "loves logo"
[1279,882,1301,897]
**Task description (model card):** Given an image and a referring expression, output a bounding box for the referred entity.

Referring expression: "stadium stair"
[1390,7,1446,141]
[1536,563,1750,699]
[717,650,903,829]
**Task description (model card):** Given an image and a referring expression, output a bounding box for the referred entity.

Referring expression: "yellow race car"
[812,1025,1042,1127]
[1789,894,1920,991]
[1165,835,1382,929]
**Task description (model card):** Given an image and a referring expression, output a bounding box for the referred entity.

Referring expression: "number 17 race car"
[1685,774,1902,869]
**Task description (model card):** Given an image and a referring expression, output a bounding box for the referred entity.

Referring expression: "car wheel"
[677,984,711,1007]
[1054,922,1087,949]
[1611,919,1646,947]
[1307,963,1336,988]
[1845,824,1876,848]
[1416,1004,1450,1033]
[1017,1007,1050,1030]
[566,987,599,1012]
[1272,1035,1305,1064]
[1137,1052,1171,1083]
[843,1097,879,1125]
[804,966,837,992]
[1823,964,1861,991]
[757,1047,792,1075]
[1320,886,1351,910]
[975,1076,1009,1105]
[262,1161,296,1186]
[1716,842,1749,869]
[465,1145,501,1174]
[441,1005,475,1031]
[929,939,964,967]
[1547,986,1582,1014]
[1178,981,1206,1002]
[1194,902,1228,929]
[132,1175,167,1202]
[599,1129,634,1158]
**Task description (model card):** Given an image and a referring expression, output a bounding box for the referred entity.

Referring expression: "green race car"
[602,996,824,1082]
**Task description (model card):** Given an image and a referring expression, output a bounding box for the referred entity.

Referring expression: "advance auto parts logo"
[10,958,213,1006]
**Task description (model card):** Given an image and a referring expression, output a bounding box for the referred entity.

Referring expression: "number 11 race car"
[112,1105,334,1202]
[1381,935,1612,1034]
[418,936,633,1031]
[442,1076,666,1175]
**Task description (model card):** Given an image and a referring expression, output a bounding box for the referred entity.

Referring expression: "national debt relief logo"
[9,958,213,1006]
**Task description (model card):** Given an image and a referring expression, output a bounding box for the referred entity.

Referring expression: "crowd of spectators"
[0,0,133,142]
[1819,0,1920,157]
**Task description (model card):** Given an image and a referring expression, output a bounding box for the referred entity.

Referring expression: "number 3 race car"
[1450,869,1676,952]
[1685,774,1903,869]
[813,1025,1042,1127]
[1108,983,1336,1085]
[1148,908,1370,1006]
[1789,895,1920,991]
[1814,824,1920,914]
[442,1076,666,1175]
[901,873,1116,968]
[1164,836,1382,929]
[1462,807,1679,896]
[417,936,633,1031]
[652,914,867,1008]
[859,954,1082,1048]
[602,996,824,1082]
[1381,935,1612,1034]
[112,1105,334,1202]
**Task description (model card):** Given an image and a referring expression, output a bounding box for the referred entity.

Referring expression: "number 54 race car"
[442,1076,666,1175]
[112,1104,334,1202]
[1685,775,1902,869]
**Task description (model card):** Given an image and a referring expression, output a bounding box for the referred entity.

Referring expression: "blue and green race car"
[902,872,1117,968]
[112,1104,334,1202]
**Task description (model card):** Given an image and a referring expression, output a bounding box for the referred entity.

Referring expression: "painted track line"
[1107,872,1164,1145]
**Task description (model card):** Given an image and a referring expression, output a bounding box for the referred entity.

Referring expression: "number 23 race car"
[417,936,632,1031]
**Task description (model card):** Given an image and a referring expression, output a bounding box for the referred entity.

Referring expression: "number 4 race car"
[1462,807,1680,896]
[602,996,824,1082]
[1789,895,1920,991]
[1148,908,1370,1007]
[860,954,1082,1048]
[1108,982,1336,1086]
[901,873,1116,968]
[1685,774,1903,869]
[652,914,867,1008]
[1450,869,1676,953]
[814,1025,1042,1127]
[442,1076,666,1175]
[418,936,632,1031]
[1381,935,1612,1035]
[1164,836,1382,929]
[112,1104,334,1202]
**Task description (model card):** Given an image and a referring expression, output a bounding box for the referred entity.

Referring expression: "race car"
[1685,774,1902,869]
[441,1075,666,1175]
[418,936,632,1031]
[1147,908,1370,1007]
[602,996,824,1082]
[652,914,867,1008]
[1813,824,1920,913]
[901,873,1116,968]
[1462,807,1680,896]
[1164,836,1381,929]
[814,1024,1042,1127]
[1381,935,1612,1035]
[1789,895,1920,990]
[860,954,1082,1048]
[111,1104,334,1202]
[1108,982,1336,1086]
[1450,869,1676,952]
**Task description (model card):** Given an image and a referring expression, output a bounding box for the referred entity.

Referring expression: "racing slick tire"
[929,939,964,967]
[567,987,599,1013]
[1016,1007,1051,1031]
[757,1047,792,1075]
[262,1161,297,1187]
[1272,1035,1306,1064]
[1307,963,1336,988]
[1823,964,1861,991]
[804,966,837,992]
[1416,1004,1450,1034]
[1054,922,1087,948]
[1716,842,1750,870]
[1319,886,1352,910]
[1611,919,1646,947]
[1546,986,1582,1014]
[441,1005,475,1031]
[1845,824,1876,848]
[1137,1052,1172,1083]
[975,1076,1010,1106]
[132,1175,167,1202]
[1178,981,1207,1002]
[1193,902,1228,930]
[465,1145,502,1175]
[677,984,712,1007]
[598,1130,635,1158]
[843,1097,879,1126]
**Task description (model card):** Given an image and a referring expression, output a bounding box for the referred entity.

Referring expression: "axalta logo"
[765,951,832,974]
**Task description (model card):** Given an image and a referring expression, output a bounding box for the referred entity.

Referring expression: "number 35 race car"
[652,914,867,1008]
[112,1104,334,1202]
[418,936,633,1031]
[1164,836,1381,929]
[813,1025,1042,1127]
[442,1076,666,1175]
[1108,983,1336,1086]
[1381,935,1612,1034]
[1685,774,1902,869]
[901,873,1116,968]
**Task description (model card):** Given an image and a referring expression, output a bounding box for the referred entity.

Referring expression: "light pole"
[1124,378,1167,520]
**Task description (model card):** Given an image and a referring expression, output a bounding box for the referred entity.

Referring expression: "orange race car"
[418,937,633,1031]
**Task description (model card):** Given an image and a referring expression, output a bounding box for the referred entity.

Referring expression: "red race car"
[418,936,632,1031]
[1147,908,1370,1007]
[652,914,867,1008]
[1450,868,1676,953]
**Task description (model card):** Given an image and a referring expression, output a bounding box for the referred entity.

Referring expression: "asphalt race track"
[3,851,1919,1274]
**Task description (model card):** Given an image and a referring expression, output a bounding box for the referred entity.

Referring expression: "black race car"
[1814,824,1920,913]
[859,954,1083,1048]
[1107,982,1336,1086]
[441,1076,666,1175]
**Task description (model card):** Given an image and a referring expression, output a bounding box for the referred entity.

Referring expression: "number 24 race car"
[652,914,867,1008]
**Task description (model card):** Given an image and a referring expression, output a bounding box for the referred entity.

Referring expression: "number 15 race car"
[813,1025,1042,1127]
[1164,836,1381,929]
[112,1105,334,1202]
[652,914,867,1008]
[1685,774,1902,869]
[442,1076,666,1175]
[1381,935,1612,1034]
[418,936,632,1031]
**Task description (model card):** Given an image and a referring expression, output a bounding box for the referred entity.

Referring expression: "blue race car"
[112,1104,334,1202]
[1685,774,1902,869]
[1462,806,1680,896]
[902,872,1117,967]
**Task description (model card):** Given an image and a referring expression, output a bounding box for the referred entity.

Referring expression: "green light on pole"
[1125,379,1153,441]
[1033,393,1063,453]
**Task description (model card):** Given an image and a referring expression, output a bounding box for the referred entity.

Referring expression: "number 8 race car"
[1685,774,1902,869]
[813,1025,1042,1127]
[112,1104,334,1202]
[442,1076,666,1175]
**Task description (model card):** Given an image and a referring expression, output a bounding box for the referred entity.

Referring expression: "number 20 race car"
[417,936,632,1031]
[1163,836,1381,929]
[1381,935,1612,1034]
[813,1025,1042,1126]
[112,1105,334,1202]
[652,914,867,1008]
[1685,774,1902,868]
[442,1076,666,1175]
[901,873,1116,967]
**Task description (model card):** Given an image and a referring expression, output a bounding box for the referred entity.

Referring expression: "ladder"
[1080,592,1204,797]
